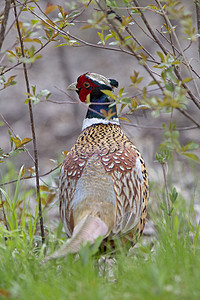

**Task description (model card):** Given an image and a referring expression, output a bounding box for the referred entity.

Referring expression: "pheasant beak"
[67,82,78,91]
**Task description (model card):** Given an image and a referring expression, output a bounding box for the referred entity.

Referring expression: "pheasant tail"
[43,214,108,262]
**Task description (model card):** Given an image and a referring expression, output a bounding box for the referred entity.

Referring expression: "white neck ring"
[82,117,120,130]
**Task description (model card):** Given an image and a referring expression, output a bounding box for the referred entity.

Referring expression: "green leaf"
[38,89,51,97]
[148,80,160,86]
[12,137,22,148]
[24,98,31,104]
[11,137,32,149]
[119,117,130,122]
[182,77,193,84]
[118,87,125,98]
[97,31,104,44]
[157,51,165,63]
[101,89,117,100]
[165,82,175,92]
[166,67,177,82]
[32,85,36,95]
[169,187,178,204]
[54,43,69,48]
[182,152,200,163]
[40,185,50,192]
[105,33,113,42]
[182,141,199,151]
[19,138,32,147]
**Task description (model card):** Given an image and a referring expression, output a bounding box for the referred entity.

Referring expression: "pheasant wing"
[59,152,87,237]
[99,145,145,236]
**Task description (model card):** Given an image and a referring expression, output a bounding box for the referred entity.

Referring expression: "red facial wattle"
[76,74,99,102]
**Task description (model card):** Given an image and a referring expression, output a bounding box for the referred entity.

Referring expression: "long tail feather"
[43,215,108,263]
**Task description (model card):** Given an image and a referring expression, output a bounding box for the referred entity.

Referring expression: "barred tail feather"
[43,215,108,262]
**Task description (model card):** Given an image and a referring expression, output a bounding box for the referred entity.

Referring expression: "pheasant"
[45,72,149,260]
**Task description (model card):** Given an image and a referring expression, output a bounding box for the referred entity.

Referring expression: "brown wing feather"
[98,145,146,238]
[59,152,89,237]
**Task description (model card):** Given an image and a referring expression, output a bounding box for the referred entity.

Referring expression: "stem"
[13,0,45,243]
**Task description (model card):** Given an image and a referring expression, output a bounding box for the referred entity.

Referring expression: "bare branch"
[13,0,45,243]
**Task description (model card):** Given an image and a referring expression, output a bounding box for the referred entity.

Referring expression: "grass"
[0,162,200,300]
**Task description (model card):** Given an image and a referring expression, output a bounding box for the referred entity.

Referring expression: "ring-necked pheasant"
[45,72,149,260]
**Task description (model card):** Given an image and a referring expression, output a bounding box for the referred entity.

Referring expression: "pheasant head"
[67,72,119,130]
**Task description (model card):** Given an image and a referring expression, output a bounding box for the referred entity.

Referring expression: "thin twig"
[96,2,164,92]
[13,0,45,243]
[58,80,200,127]
[155,0,200,109]
[130,15,156,42]
[0,165,61,188]
[15,0,156,64]
[157,29,200,80]
[0,0,11,51]
[2,1,25,43]
[195,0,200,59]
[121,121,198,131]
[0,2,26,66]
[44,88,200,130]
[35,0,154,65]
[155,30,200,100]
[133,0,200,111]
[2,38,52,75]
[44,93,200,129]
[0,112,35,162]
[125,27,156,61]
[177,107,200,128]
[132,0,168,55]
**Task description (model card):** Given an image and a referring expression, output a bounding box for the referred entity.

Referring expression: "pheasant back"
[59,123,148,249]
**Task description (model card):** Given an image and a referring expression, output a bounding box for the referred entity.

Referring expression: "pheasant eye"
[83,82,90,88]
